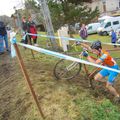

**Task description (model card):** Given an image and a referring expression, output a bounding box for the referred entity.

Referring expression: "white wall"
[87,0,120,13]
[91,1,103,12]
[106,0,119,11]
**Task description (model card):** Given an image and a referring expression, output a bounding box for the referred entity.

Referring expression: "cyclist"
[81,40,120,102]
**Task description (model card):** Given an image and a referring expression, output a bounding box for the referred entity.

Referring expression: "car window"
[105,22,111,28]
[113,21,119,25]
[88,26,92,30]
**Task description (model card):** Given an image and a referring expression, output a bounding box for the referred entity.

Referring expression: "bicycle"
[53,47,102,89]
[54,49,115,102]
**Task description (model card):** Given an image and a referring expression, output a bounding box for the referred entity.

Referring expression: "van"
[87,23,101,34]
[97,16,120,35]
[98,16,113,24]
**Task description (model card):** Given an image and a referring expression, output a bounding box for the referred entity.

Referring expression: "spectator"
[28,17,38,46]
[0,21,9,54]
[22,17,28,32]
[3,31,9,51]
[0,21,9,51]
[111,29,117,48]
[21,17,30,44]
[0,35,4,54]
[79,24,88,40]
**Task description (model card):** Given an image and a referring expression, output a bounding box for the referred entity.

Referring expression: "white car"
[87,23,101,34]
[97,16,120,36]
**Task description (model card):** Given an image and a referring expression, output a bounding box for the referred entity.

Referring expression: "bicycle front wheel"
[54,59,82,80]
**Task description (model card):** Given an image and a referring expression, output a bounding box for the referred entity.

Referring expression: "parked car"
[97,16,120,35]
[87,23,101,35]
[75,23,80,30]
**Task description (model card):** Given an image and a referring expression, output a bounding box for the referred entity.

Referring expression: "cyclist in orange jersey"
[81,41,120,102]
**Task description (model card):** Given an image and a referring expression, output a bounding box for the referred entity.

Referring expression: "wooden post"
[13,43,45,119]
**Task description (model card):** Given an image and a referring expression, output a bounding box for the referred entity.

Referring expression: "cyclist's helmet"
[91,40,102,50]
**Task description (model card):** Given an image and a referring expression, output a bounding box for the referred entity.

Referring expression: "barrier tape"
[17,42,120,73]
[26,33,120,46]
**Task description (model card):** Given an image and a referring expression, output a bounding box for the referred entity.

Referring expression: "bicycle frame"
[79,50,101,87]
[54,47,102,84]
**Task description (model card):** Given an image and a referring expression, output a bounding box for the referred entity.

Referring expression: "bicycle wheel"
[54,59,82,80]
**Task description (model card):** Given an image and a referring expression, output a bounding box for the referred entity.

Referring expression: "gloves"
[82,51,88,57]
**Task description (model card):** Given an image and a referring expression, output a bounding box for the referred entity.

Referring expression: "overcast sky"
[0,0,24,17]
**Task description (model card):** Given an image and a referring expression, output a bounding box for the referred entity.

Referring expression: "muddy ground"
[0,48,120,120]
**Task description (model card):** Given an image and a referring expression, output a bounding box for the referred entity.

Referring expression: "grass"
[73,33,111,43]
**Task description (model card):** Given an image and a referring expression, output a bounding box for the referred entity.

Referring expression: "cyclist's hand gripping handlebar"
[82,51,89,57]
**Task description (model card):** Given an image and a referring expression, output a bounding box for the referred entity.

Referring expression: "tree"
[48,0,99,31]
[0,15,13,26]
[23,0,40,17]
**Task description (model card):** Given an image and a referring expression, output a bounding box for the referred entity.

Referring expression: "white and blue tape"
[17,43,120,74]
[26,33,120,46]
[10,32,17,58]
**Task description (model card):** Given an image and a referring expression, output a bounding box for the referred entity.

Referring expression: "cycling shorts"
[99,64,119,84]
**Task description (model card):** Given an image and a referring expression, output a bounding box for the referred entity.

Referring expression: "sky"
[0,0,24,17]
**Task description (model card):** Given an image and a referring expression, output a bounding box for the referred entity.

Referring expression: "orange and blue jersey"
[99,50,116,67]
[98,50,119,84]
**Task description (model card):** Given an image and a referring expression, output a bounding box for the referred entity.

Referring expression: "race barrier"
[17,42,120,74]
[26,33,120,46]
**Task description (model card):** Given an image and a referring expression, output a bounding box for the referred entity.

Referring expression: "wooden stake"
[13,43,45,119]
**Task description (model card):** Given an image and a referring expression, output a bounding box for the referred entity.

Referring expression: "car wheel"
[103,31,108,36]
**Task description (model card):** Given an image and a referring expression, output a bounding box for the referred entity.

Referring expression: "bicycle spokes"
[54,59,82,80]
[66,62,79,71]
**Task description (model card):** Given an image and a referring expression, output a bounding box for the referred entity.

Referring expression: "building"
[87,0,120,16]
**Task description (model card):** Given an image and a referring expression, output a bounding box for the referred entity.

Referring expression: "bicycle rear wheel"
[54,59,82,80]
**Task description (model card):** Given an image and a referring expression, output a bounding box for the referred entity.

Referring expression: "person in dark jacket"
[21,17,31,44]
[0,35,4,54]
[0,21,9,54]
[3,30,9,51]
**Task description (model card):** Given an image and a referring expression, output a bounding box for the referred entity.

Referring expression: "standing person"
[0,21,9,51]
[28,17,38,46]
[21,17,30,44]
[3,30,9,51]
[0,35,4,55]
[0,21,9,54]
[111,29,117,48]
[79,24,88,40]
[80,41,120,102]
